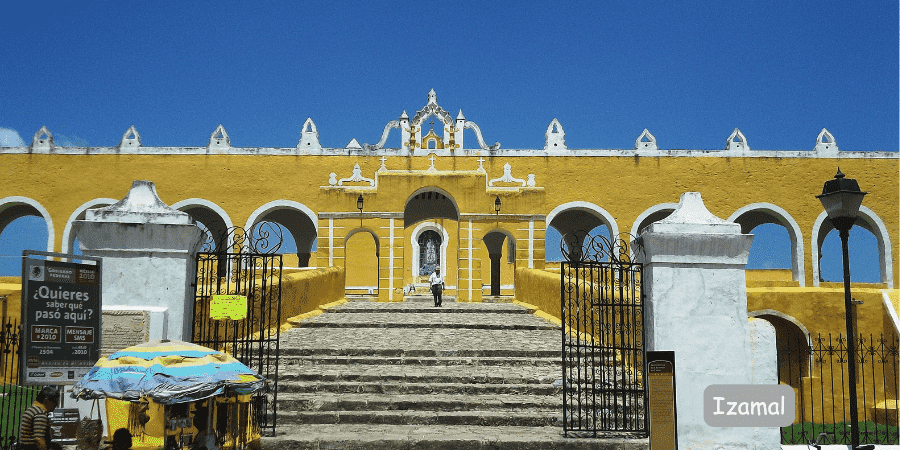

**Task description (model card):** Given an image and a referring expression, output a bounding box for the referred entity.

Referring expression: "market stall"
[71,339,265,450]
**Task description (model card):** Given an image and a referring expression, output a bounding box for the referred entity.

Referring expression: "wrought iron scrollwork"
[199,221,284,254]
[560,231,644,265]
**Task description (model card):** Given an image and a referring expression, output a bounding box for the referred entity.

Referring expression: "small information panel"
[48,408,80,443]
[21,251,102,385]
[210,295,248,320]
[647,351,677,450]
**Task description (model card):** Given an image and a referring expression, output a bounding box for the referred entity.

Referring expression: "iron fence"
[779,333,899,445]
[0,318,43,450]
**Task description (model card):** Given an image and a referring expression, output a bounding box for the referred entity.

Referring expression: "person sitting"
[19,386,62,450]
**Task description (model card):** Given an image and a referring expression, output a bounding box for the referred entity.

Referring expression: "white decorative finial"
[379,156,387,170]
[428,89,437,104]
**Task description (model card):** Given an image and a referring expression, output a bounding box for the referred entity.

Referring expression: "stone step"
[278,347,561,358]
[280,328,561,354]
[277,381,562,396]
[275,393,560,412]
[262,424,649,450]
[404,294,456,302]
[330,306,530,314]
[278,354,561,366]
[275,409,562,427]
[297,321,556,330]
[276,363,559,384]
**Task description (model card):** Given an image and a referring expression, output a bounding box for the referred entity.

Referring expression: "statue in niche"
[418,230,441,276]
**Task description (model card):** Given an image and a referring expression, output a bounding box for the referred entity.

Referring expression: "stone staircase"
[262,299,649,449]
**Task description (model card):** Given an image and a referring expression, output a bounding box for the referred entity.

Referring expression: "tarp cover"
[70,339,265,404]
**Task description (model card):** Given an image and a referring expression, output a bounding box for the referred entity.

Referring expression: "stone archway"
[482,229,516,297]
[404,188,459,291]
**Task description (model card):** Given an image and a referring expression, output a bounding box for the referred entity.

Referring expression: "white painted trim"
[170,198,236,252]
[811,206,894,288]
[545,201,620,238]
[0,196,55,253]
[468,220,473,300]
[389,218,395,295]
[410,221,449,278]
[62,198,118,256]
[631,203,679,238]
[882,291,900,336]
[728,203,806,287]
[328,218,334,267]
[243,199,318,239]
[528,220,534,269]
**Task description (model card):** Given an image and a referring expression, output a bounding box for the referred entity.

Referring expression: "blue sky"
[0,2,894,281]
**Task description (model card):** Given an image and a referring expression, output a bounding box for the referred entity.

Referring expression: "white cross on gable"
[380,156,387,166]
[429,154,436,167]
[476,157,485,168]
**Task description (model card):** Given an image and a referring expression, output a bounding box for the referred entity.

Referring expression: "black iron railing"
[779,333,899,445]
[0,319,43,450]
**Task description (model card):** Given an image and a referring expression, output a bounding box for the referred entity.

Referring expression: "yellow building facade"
[1,91,898,308]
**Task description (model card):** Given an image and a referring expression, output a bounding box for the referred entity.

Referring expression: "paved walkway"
[262,299,649,450]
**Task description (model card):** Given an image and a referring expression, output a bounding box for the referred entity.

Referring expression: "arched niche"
[728,203,805,286]
[410,221,449,282]
[811,206,893,288]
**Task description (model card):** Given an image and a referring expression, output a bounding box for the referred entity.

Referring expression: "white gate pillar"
[72,180,203,342]
[636,192,778,449]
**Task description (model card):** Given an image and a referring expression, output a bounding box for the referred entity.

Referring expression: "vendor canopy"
[71,339,265,404]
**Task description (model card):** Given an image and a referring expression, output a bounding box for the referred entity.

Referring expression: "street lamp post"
[816,168,869,449]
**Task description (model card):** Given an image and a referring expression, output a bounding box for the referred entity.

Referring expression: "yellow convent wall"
[1,154,896,300]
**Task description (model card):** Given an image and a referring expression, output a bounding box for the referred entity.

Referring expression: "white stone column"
[636,192,777,450]
[72,180,203,342]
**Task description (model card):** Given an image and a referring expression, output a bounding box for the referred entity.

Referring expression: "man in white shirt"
[429,268,444,307]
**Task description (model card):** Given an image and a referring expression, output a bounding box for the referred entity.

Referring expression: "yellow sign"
[210,295,248,320]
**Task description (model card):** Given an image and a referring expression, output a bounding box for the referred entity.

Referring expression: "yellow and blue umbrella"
[71,339,265,404]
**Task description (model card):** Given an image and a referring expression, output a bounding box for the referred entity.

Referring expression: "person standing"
[429,268,445,307]
[19,386,61,450]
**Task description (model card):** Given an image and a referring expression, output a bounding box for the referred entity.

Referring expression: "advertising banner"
[21,251,102,385]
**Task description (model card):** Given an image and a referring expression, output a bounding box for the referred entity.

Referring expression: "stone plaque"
[101,310,150,357]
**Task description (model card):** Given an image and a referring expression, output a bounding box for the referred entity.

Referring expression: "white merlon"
[208,124,230,152]
[298,118,322,151]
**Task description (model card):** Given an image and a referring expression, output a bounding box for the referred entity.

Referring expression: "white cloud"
[0,128,26,147]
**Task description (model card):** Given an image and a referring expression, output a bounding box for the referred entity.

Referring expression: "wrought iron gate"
[192,222,283,436]
[560,232,647,437]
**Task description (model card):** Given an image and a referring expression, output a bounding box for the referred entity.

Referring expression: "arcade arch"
[404,187,459,228]
[811,206,893,288]
[631,203,678,238]
[62,198,118,256]
[749,310,812,390]
[728,203,805,286]
[546,202,619,260]
[171,199,235,253]
[0,196,54,253]
[245,200,318,267]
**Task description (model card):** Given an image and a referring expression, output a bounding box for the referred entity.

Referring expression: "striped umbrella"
[71,339,265,404]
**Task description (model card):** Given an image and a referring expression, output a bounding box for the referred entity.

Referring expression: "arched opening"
[0,198,53,277]
[545,202,618,263]
[631,204,678,238]
[728,204,804,285]
[404,188,459,293]
[245,201,318,268]
[62,198,117,257]
[750,311,812,424]
[812,207,891,287]
[482,230,516,297]
[344,229,379,296]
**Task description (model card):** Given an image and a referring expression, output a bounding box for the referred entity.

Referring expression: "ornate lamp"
[816,168,870,449]
[357,195,364,213]
[494,196,501,214]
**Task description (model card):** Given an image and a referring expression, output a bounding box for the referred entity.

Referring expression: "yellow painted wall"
[279,267,345,318]
[344,231,378,293]
[2,154,894,292]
